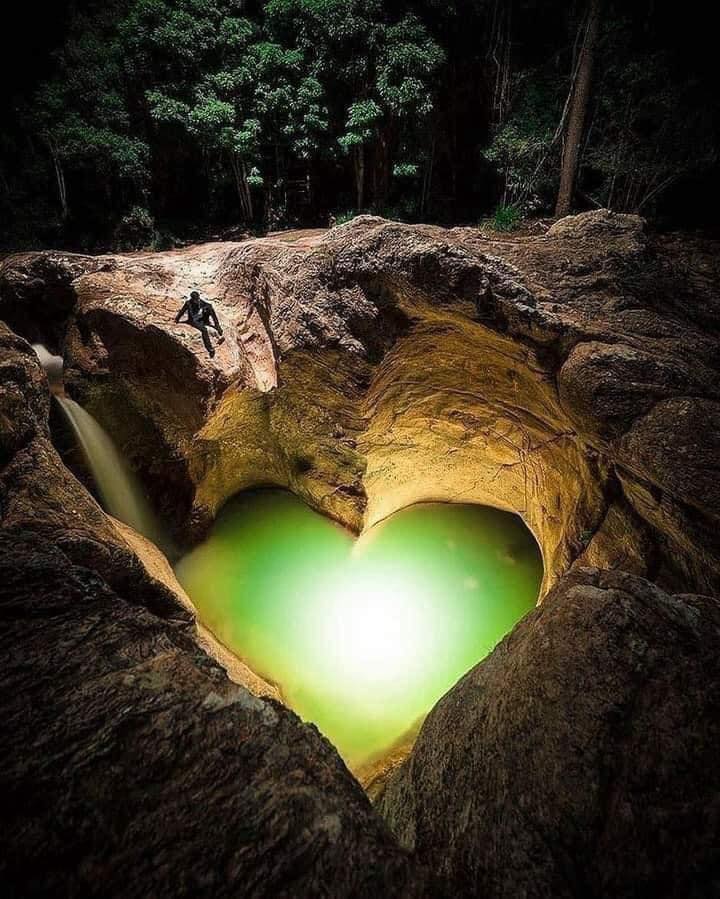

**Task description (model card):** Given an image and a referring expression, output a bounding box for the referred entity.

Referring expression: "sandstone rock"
[546,207,647,245]
[377,567,720,899]
[2,213,717,592]
[557,340,719,440]
[0,322,426,897]
[2,214,720,897]
[0,322,191,620]
[112,516,282,701]
[0,531,423,898]
[0,250,109,350]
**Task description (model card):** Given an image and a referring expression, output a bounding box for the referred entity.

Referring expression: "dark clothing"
[175,297,222,356]
[194,323,214,355]
[176,297,221,330]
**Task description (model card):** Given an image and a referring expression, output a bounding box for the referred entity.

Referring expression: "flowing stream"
[33,344,164,550]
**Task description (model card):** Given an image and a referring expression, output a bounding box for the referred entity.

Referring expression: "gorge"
[1,211,720,897]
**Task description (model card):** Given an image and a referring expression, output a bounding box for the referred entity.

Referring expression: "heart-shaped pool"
[177,490,542,766]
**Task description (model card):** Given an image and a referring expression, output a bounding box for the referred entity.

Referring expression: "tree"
[339,101,381,210]
[137,2,330,225]
[29,3,150,225]
[266,0,443,213]
[583,44,718,214]
[3,0,719,248]
[555,0,605,218]
[486,73,564,208]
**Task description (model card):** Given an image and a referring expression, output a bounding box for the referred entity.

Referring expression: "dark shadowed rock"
[0,250,109,351]
[0,327,427,897]
[378,567,720,899]
[0,532,423,898]
[3,212,719,592]
[546,207,648,246]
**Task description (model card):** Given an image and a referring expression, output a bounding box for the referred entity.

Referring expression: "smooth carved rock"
[1,213,720,897]
[377,567,720,899]
[2,212,718,594]
[0,326,426,897]
[0,322,193,621]
[0,532,422,898]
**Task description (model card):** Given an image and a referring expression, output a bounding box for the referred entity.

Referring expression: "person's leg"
[193,324,215,356]
[200,326,215,356]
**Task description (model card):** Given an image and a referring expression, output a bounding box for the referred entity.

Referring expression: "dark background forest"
[1,0,718,252]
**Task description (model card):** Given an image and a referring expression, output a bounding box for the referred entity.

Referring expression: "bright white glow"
[318,563,436,695]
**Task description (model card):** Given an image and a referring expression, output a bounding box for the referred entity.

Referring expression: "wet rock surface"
[0,327,424,898]
[378,567,720,899]
[1,212,720,897]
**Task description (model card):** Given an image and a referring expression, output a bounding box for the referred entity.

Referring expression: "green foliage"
[113,205,158,250]
[582,36,719,212]
[30,4,151,190]
[393,162,420,179]
[267,0,443,204]
[485,75,563,206]
[4,0,718,246]
[485,18,719,216]
[376,15,444,118]
[246,167,264,189]
[487,203,522,232]
[339,100,383,150]
[334,210,358,225]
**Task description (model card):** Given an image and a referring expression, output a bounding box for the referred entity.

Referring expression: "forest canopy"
[1,0,717,250]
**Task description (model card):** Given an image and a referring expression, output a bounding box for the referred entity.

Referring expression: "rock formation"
[0,324,425,897]
[377,567,720,898]
[1,211,719,896]
[4,211,719,595]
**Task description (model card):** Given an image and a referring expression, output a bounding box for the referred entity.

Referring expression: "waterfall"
[33,344,166,552]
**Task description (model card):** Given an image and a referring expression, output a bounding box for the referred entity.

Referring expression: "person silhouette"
[175,290,224,357]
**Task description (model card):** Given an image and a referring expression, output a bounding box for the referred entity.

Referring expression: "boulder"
[378,567,720,899]
[0,321,426,898]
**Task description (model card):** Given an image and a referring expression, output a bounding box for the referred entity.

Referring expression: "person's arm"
[208,303,222,334]
[175,300,189,323]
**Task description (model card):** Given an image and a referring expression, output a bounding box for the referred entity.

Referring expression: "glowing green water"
[177,490,542,765]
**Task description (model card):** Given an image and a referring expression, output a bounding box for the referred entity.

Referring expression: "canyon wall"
[4,212,718,593]
[1,212,719,896]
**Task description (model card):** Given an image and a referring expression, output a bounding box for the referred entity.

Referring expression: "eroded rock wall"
[0,321,427,897]
[1,213,720,897]
[3,212,717,593]
[377,567,720,899]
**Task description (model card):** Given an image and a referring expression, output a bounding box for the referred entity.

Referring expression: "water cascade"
[33,344,165,550]
[32,343,542,768]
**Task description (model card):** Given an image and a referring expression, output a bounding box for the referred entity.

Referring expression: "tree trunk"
[48,138,68,221]
[377,129,391,208]
[421,133,436,218]
[274,143,286,212]
[355,144,365,211]
[0,164,10,200]
[241,160,254,221]
[555,0,604,218]
[231,154,253,222]
[489,0,513,127]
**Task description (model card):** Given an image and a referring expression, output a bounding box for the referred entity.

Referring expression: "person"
[175,290,224,357]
